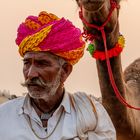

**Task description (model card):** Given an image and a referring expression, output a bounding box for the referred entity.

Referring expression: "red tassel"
[93,44,123,60]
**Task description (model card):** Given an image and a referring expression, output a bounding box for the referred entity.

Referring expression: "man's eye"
[37,61,52,67]
[23,60,30,65]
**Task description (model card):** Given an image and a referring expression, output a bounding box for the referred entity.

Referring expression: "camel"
[75,0,140,139]
[0,91,17,104]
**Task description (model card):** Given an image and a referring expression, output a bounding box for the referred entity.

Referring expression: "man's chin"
[28,92,46,99]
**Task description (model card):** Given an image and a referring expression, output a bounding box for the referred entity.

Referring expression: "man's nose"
[27,65,39,79]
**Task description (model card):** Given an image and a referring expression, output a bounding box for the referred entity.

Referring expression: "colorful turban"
[15,11,85,65]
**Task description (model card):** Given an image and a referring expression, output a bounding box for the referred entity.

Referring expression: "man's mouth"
[27,84,44,89]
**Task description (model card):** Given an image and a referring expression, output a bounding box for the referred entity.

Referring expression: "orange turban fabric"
[15,11,85,65]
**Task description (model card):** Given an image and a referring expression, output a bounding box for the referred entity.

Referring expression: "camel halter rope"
[79,0,140,110]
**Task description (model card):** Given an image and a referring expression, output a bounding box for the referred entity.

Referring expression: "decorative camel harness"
[79,0,140,110]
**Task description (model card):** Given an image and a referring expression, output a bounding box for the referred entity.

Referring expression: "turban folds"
[15,11,85,65]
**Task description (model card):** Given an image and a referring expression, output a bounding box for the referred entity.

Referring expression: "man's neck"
[30,89,64,119]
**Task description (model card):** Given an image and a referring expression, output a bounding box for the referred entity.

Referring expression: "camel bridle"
[79,0,140,110]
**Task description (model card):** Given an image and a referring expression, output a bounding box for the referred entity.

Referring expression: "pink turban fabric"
[15,11,85,65]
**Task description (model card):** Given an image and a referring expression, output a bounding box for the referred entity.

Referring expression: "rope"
[79,0,140,110]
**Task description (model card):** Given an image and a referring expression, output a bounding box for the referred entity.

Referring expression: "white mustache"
[21,77,47,88]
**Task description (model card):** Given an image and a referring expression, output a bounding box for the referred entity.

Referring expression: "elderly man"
[0,11,116,140]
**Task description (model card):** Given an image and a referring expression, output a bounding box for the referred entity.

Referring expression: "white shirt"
[0,91,116,140]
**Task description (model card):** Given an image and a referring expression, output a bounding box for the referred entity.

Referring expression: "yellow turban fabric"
[15,11,85,65]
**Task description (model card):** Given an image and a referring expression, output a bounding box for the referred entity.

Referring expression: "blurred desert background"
[0,0,139,97]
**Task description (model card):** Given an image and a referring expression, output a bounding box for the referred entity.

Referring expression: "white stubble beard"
[28,69,62,102]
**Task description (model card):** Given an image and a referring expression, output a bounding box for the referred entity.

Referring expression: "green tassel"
[87,43,95,55]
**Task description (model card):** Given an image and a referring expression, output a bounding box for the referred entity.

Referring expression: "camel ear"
[60,62,73,83]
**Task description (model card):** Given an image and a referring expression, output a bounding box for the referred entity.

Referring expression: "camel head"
[75,0,122,50]
[75,0,121,35]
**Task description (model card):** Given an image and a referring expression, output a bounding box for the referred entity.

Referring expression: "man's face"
[23,52,63,100]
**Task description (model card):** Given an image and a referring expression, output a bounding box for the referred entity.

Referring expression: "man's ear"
[60,62,73,83]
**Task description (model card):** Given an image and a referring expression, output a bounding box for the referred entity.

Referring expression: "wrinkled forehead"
[24,51,58,59]
[23,51,65,64]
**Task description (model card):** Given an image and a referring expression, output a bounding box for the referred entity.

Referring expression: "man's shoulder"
[72,91,102,103]
[68,92,100,133]
[0,96,25,113]
[69,91,103,114]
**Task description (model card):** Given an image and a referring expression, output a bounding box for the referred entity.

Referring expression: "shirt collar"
[18,94,32,115]
[18,91,71,115]
[60,91,71,114]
